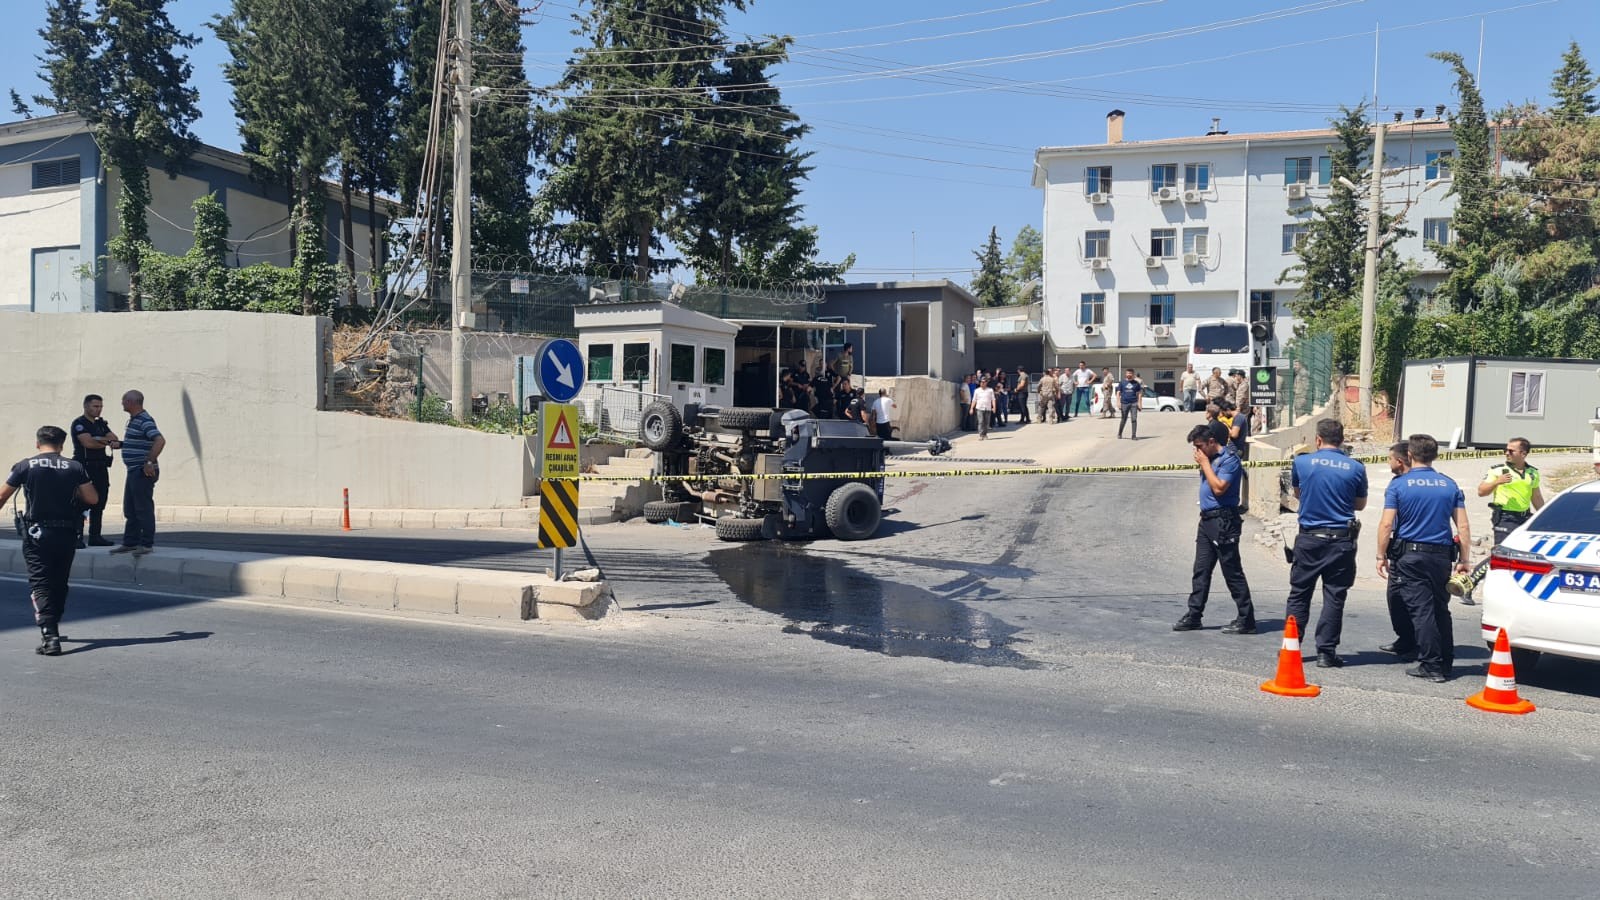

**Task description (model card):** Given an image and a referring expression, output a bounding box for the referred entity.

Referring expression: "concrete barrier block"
[200,507,231,525]
[338,570,397,610]
[132,555,186,588]
[457,581,533,620]
[501,510,538,529]
[466,511,505,528]
[536,581,606,609]
[181,558,240,594]
[395,574,458,615]
[369,510,405,530]
[281,564,339,603]
[170,507,203,526]
[433,511,470,530]
[233,559,288,598]
[253,508,285,526]
[400,510,437,529]
[281,508,314,527]
[91,552,138,585]
[310,509,343,529]
[532,600,589,622]
[225,507,260,526]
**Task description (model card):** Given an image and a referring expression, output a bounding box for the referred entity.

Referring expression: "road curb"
[0,540,613,623]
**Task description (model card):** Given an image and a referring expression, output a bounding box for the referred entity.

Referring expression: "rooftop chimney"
[1393,111,1404,123]
[1207,117,1225,135]
[1106,109,1125,144]
[1435,104,1446,118]
[1414,107,1425,119]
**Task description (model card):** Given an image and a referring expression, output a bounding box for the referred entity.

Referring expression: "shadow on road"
[61,630,213,654]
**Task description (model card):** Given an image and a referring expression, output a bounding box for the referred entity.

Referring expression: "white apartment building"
[1032,109,1459,395]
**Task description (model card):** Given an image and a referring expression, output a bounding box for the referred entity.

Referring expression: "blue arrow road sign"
[534,338,585,403]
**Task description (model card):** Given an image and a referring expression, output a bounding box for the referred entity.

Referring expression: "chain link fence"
[574,384,670,445]
[1279,332,1336,424]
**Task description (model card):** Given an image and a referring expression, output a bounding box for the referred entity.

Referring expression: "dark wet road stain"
[706,542,1038,669]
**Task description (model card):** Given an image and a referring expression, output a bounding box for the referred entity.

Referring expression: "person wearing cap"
[1374,433,1471,683]
[1284,419,1368,668]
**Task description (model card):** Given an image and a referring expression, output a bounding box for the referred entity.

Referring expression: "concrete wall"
[0,312,534,509]
[863,376,961,442]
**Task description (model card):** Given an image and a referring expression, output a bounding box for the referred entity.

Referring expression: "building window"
[1150,163,1178,192]
[31,158,81,190]
[1318,156,1333,185]
[1426,150,1454,181]
[669,343,695,383]
[1423,217,1453,245]
[1182,227,1210,257]
[1249,290,1276,323]
[1150,228,1176,258]
[1079,293,1105,326]
[1153,368,1177,396]
[622,342,651,383]
[1508,370,1545,416]
[1184,162,1210,191]
[702,347,726,385]
[1085,166,1112,195]
[1281,223,1310,254]
[950,321,966,353]
[1284,157,1313,184]
[587,343,615,382]
[1084,229,1110,259]
[1149,293,1175,326]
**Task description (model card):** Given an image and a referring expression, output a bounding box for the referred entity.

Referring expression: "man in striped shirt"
[111,390,165,557]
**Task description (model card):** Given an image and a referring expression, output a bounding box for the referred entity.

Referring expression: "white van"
[1187,319,1256,379]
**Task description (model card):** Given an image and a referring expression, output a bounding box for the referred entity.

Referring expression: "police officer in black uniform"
[1284,419,1368,668]
[1375,433,1471,682]
[2,426,99,656]
[70,393,120,548]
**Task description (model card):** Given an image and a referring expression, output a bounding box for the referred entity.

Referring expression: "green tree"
[1004,224,1042,303]
[1430,51,1497,312]
[1280,106,1372,322]
[333,0,400,308]
[9,89,33,118]
[970,226,1012,307]
[1551,39,1598,121]
[37,0,200,310]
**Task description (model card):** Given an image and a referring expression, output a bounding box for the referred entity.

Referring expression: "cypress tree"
[1430,51,1497,312]
[334,0,401,307]
[970,226,1012,307]
[1551,40,1598,121]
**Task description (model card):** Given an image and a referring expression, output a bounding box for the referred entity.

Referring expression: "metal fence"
[574,383,670,445]
[1279,332,1336,424]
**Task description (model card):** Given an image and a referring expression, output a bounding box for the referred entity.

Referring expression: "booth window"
[670,343,695,383]
[703,347,726,385]
[622,342,651,382]
[588,344,614,381]
[1507,370,1545,416]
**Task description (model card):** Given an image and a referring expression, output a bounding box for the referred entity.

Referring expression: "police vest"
[1485,464,1539,512]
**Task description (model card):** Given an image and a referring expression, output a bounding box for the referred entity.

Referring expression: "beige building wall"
[0,160,81,312]
[0,311,534,510]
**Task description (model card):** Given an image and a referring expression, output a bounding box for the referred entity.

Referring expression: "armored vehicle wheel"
[639,401,683,451]
[715,516,768,542]
[824,483,881,541]
[643,500,694,523]
[715,407,777,431]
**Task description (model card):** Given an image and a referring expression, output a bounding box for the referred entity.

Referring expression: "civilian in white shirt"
[871,389,896,440]
[1070,362,1096,420]
[970,377,997,440]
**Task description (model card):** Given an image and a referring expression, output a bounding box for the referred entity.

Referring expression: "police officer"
[1461,437,1545,602]
[70,393,120,548]
[1374,433,1471,682]
[1284,419,1368,668]
[1378,443,1420,662]
[1,426,99,656]
[1174,424,1255,634]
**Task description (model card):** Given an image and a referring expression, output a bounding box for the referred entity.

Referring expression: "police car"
[1481,479,1600,671]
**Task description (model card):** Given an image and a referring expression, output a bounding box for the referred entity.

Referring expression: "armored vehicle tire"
[639,401,683,451]
[825,483,881,541]
[716,407,777,431]
[715,516,768,542]
[643,500,694,523]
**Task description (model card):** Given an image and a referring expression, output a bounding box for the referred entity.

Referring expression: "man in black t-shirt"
[71,393,120,547]
[2,426,99,656]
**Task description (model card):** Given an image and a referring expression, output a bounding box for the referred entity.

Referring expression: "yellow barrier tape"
[555,446,1588,483]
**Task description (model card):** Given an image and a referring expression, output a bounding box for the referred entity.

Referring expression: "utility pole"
[1356,121,1386,429]
[450,0,473,422]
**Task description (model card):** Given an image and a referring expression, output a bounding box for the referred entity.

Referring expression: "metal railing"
[575,384,670,445]
[1280,332,1336,424]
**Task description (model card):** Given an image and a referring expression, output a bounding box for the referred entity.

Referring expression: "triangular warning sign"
[547,412,577,450]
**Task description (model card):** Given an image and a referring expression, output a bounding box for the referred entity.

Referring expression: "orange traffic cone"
[1466,628,1536,715]
[1261,615,1321,698]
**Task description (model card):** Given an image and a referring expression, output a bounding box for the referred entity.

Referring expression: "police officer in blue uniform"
[1375,433,1471,682]
[1174,424,1255,634]
[1284,419,1368,668]
[2,426,99,656]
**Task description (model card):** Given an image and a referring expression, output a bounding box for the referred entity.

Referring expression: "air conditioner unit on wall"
[1182,252,1201,267]
[1156,187,1177,202]
[1182,190,1203,203]
[1089,257,1110,271]
[1144,255,1162,268]
[1286,183,1309,200]
[1088,191,1109,205]
[1082,324,1102,337]
[1152,324,1174,339]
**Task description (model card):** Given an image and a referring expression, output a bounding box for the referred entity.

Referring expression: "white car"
[1481,479,1600,672]
[1090,387,1181,415]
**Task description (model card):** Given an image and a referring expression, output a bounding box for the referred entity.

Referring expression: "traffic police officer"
[2,426,99,656]
[71,393,120,547]
[1375,433,1471,682]
[1460,437,1545,601]
[1284,419,1368,668]
[1174,424,1255,634]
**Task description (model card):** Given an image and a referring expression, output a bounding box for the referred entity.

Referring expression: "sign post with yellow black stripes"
[536,403,581,565]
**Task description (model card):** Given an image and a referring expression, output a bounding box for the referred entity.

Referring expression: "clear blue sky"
[4,0,1596,285]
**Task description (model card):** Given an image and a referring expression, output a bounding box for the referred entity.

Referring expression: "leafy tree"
[1430,51,1497,312]
[1281,106,1371,321]
[37,0,201,310]
[1004,224,1042,303]
[333,0,401,307]
[970,226,1012,307]
[1551,39,1598,121]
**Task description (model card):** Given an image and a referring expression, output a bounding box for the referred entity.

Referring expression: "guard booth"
[1396,356,1600,449]
[572,301,740,410]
